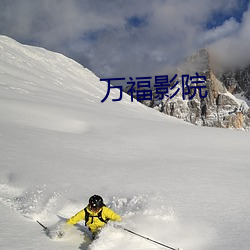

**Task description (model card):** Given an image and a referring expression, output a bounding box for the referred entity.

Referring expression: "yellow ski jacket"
[67,206,121,233]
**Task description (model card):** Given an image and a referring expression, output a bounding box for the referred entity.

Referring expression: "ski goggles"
[89,205,101,212]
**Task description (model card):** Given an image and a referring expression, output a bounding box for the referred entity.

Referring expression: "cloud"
[200,18,240,45]
[208,3,250,69]
[0,0,249,78]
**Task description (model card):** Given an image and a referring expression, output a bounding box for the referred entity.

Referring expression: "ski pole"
[37,220,48,231]
[122,227,180,250]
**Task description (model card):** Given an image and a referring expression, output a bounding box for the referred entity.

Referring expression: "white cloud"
[209,4,250,68]
[201,18,240,45]
[0,0,248,77]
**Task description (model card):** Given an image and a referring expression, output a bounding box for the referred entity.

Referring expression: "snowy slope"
[0,36,250,250]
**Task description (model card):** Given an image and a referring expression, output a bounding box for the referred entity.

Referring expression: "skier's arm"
[67,209,85,225]
[104,207,122,222]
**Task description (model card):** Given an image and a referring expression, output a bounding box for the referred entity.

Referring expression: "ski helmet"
[89,195,104,210]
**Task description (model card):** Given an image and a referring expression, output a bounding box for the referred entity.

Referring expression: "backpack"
[84,206,109,226]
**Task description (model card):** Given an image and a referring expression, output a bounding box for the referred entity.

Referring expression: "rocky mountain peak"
[124,48,250,130]
[181,48,210,74]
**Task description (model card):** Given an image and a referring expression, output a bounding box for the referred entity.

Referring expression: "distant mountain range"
[124,49,250,130]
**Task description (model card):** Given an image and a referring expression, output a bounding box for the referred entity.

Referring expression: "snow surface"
[0,35,250,250]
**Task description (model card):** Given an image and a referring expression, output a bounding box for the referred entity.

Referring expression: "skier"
[66,194,122,239]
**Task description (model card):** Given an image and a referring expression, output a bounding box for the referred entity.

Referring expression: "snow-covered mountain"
[0,36,250,250]
[216,65,250,102]
[125,49,250,130]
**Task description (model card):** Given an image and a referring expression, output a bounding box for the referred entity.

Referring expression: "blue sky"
[0,0,249,78]
[206,0,249,28]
